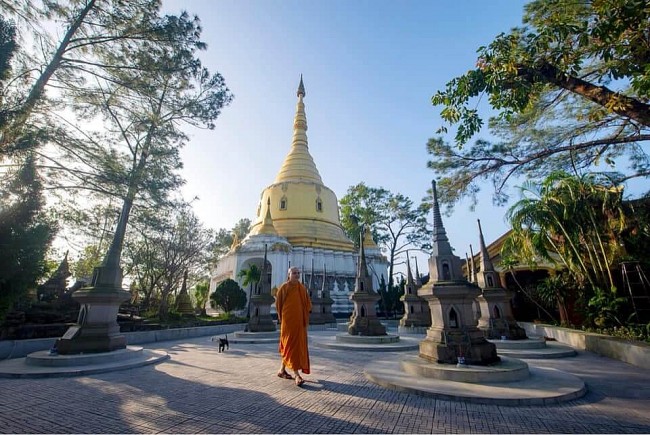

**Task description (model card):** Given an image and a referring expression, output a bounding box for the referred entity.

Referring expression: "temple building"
[210,77,389,315]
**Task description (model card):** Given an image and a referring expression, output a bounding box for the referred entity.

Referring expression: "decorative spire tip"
[297,74,305,97]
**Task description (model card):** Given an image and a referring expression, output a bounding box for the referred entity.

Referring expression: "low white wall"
[0,323,245,359]
[520,322,650,370]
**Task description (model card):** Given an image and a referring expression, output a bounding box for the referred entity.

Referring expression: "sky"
[161,0,531,278]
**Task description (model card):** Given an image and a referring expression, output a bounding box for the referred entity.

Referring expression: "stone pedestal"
[477,289,527,340]
[399,293,431,328]
[348,292,386,336]
[248,292,277,332]
[309,294,326,325]
[56,284,131,354]
[310,294,336,325]
[418,281,498,365]
[399,256,431,328]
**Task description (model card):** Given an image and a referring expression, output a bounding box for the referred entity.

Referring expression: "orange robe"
[276,280,312,374]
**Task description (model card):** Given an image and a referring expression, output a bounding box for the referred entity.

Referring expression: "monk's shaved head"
[288,267,301,280]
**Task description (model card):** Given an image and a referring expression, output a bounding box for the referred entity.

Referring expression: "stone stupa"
[398,252,431,333]
[417,180,498,365]
[475,219,526,340]
[246,244,276,333]
[348,227,386,336]
[175,270,195,316]
[309,265,337,327]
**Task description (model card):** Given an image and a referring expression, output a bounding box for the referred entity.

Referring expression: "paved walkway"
[1,330,649,434]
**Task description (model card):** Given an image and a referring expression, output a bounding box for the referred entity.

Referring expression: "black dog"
[218,335,229,353]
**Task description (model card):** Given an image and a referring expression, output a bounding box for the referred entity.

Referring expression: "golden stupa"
[248,76,354,252]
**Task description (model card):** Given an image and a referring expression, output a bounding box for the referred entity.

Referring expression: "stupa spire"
[321,264,327,297]
[477,219,494,272]
[257,198,278,235]
[358,229,369,280]
[260,244,268,293]
[406,252,415,285]
[309,258,315,293]
[274,76,323,184]
[426,180,464,282]
[413,256,422,287]
[297,74,305,97]
[469,243,477,284]
[431,180,452,256]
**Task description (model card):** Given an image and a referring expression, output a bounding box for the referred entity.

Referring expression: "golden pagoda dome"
[248,76,354,252]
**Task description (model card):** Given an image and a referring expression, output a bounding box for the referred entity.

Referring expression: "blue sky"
[162,0,530,277]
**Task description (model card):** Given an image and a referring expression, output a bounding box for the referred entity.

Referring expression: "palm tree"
[503,171,628,325]
[238,264,261,318]
[193,282,210,316]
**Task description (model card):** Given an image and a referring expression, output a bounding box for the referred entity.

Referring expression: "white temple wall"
[210,244,389,317]
[270,251,290,288]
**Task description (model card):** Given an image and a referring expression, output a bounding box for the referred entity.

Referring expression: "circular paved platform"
[228,330,279,344]
[495,341,577,359]
[365,357,586,405]
[311,334,420,352]
[0,346,168,378]
[401,355,530,383]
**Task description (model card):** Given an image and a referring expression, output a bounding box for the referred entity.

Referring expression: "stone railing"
[519,322,650,370]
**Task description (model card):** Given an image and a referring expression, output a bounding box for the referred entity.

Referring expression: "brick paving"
[0,332,649,434]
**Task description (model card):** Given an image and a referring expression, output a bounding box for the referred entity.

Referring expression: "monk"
[275,266,312,386]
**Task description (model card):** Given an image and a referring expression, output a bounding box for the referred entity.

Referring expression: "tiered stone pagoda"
[175,270,195,316]
[306,260,324,325]
[398,253,430,333]
[417,181,498,365]
[320,267,337,324]
[309,265,336,326]
[247,244,276,332]
[348,228,386,336]
[475,219,527,340]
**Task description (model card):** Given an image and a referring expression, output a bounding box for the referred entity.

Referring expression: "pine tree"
[0,154,56,321]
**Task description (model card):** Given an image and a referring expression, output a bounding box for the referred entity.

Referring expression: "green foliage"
[428,0,650,209]
[504,172,627,293]
[620,198,650,265]
[238,264,261,295]
[535,273,572,310]
[377,274,404,318]
[1,2,232,294]
[193,281,210,316]
[582,323,650,344]
[72,245,103,281]
[340,182,431,285]
[210,279,246,314]
[0,155,56,321]
[208,312,243,324]
[124,205,213,319]
[0,16,16,83]
[210,218,251,263]
[586,287,629,328]
[503,171,648,327]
